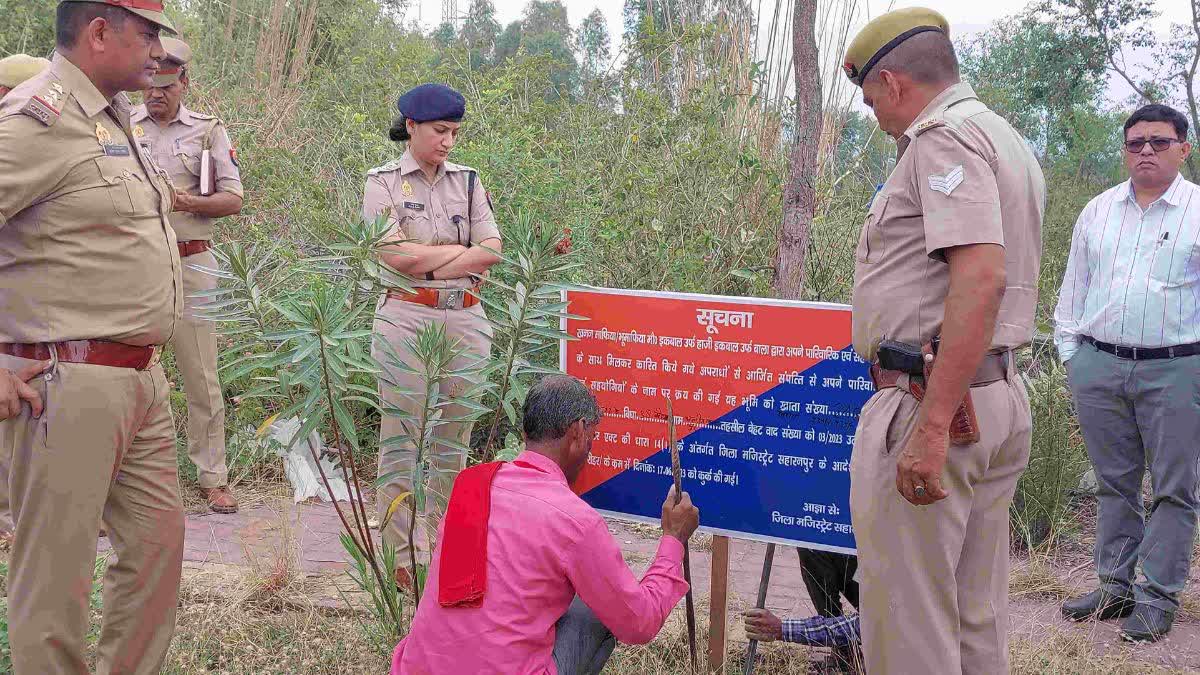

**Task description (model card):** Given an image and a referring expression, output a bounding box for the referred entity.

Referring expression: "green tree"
[1,0,56,58]
[576,8,611,81]
[959,13,1108,163]
[461,0,501,68]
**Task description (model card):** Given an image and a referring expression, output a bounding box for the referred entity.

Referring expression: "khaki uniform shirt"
[363,149,501,290]
[130,103,243,241]
[0,54,181,347]
[852,83,1045,362]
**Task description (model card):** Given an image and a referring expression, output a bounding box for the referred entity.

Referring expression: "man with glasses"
[1055,103,1200,643]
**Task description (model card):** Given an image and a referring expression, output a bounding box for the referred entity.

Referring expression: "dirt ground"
[77,489,1200,673]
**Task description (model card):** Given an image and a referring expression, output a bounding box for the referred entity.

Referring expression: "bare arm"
[429,238,502,280]
[174,191,243,219]
[896,242,1006,505]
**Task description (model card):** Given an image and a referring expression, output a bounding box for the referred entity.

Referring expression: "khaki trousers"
[850,376,1031,675]
[372,297,492,565]
[1,353,185,675]
[170,248,228,488]
[170,246,228,482]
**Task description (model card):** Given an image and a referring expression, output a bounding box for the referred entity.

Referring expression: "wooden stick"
[667,397,699,673]
[708,535,731,673]
[743,543,776,675]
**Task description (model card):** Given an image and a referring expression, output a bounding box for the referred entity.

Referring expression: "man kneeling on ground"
[391,374,700,674]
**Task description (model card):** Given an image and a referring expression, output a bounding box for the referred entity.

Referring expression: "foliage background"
[2,0,1195,645]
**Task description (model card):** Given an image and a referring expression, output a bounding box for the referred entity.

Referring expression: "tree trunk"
[224,0,238,42]
[1184,0,1200,181]
[774,0,821,299]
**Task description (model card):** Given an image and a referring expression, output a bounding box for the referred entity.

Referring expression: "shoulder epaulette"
[367,158,404,176]
[445,161,477,174]
[190,110,218,122]
[913,118,945,136]
[20,80,66,127]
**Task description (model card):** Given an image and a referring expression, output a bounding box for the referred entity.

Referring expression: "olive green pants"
[372,297,491,565]
[171,248,228,488]
[1,353,185,675]
[850,375,1031,675]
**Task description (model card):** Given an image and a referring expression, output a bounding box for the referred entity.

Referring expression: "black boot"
[1062,588,1135,621]
[1120,604,1175,643]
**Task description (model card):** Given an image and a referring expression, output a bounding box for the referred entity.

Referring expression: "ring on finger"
[914,484,927,497]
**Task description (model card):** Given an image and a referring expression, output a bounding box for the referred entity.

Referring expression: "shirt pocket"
[445,198,470,245]
[176,150,202,178]
[1149,236,1198,290]
[94,156,160,217]
[397,207,435,245]
[855,194,890,264]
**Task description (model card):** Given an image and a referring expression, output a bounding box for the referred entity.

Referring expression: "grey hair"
[864,30,959,87]
[522,375,601,442]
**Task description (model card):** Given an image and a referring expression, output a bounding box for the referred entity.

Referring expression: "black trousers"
[797,548,859,617]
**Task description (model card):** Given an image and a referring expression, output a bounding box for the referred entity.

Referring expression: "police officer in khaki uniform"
[0,54,50,100]
[132,36,244,513]
[0,53,51,549]
[365,83,501,590]
[842,9,1044,673]
[0,1,186,671]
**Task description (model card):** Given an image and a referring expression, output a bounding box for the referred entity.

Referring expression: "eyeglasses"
[1124,138,1183,153]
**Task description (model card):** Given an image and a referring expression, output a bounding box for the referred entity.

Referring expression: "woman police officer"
[364,83,502,589]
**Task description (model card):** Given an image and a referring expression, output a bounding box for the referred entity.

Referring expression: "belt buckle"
[438,289,464,310]
[144,345,163,370]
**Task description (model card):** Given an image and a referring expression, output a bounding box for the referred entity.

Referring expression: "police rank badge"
[95,122,112,146]
[133,124,145,139]
[401,180,414,197]
[928,165,964,196]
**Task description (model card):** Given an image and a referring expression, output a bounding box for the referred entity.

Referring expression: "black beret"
[396,83,466,123]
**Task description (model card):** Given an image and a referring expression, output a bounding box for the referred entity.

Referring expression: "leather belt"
[0,340,162,370]
[177,240,211,258]
[387,286,481,310]
[870,351,1010,391]
[1081,335,1200,360]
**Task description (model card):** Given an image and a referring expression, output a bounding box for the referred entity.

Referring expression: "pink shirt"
[391,451,689,674]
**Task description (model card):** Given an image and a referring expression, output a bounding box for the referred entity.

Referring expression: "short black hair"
[865,30,959,86]
[522,375,601,443]
[1124,104,1189,141]
[56,2,128,49]
[388,115,410,142]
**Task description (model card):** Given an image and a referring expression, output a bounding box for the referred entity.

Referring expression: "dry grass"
[1010,626,1189,674]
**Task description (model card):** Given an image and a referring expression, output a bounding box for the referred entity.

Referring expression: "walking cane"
[667,397,698,673]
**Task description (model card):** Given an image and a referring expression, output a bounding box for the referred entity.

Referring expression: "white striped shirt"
[1054,173,1200,361]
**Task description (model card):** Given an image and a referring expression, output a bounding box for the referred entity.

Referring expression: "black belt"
[1081,335,1200,360]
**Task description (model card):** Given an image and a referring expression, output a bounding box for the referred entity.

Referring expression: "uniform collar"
[907,82,977,134]
[513,450,569,486]
[399,148,447,181]
[174,104,196,126]
[1119,172,1186,207]
[51,52,110,119]
[131,102,194,126]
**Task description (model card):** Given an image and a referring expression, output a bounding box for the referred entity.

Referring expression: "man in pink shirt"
[392,374,700,674]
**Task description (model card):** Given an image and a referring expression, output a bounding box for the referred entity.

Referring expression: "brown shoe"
[394,566,415,593]
[200,486,239,514]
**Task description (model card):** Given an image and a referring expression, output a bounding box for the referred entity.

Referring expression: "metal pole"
[743,543,776,675]
[667,397,698,673]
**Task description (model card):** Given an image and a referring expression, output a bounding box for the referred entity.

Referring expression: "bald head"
[864,31,959,87]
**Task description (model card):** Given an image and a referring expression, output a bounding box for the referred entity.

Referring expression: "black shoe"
[1062,589,1136,621]
[1120,604,1175,643]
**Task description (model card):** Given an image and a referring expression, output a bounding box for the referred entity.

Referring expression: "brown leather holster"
[869,344,1007,446]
